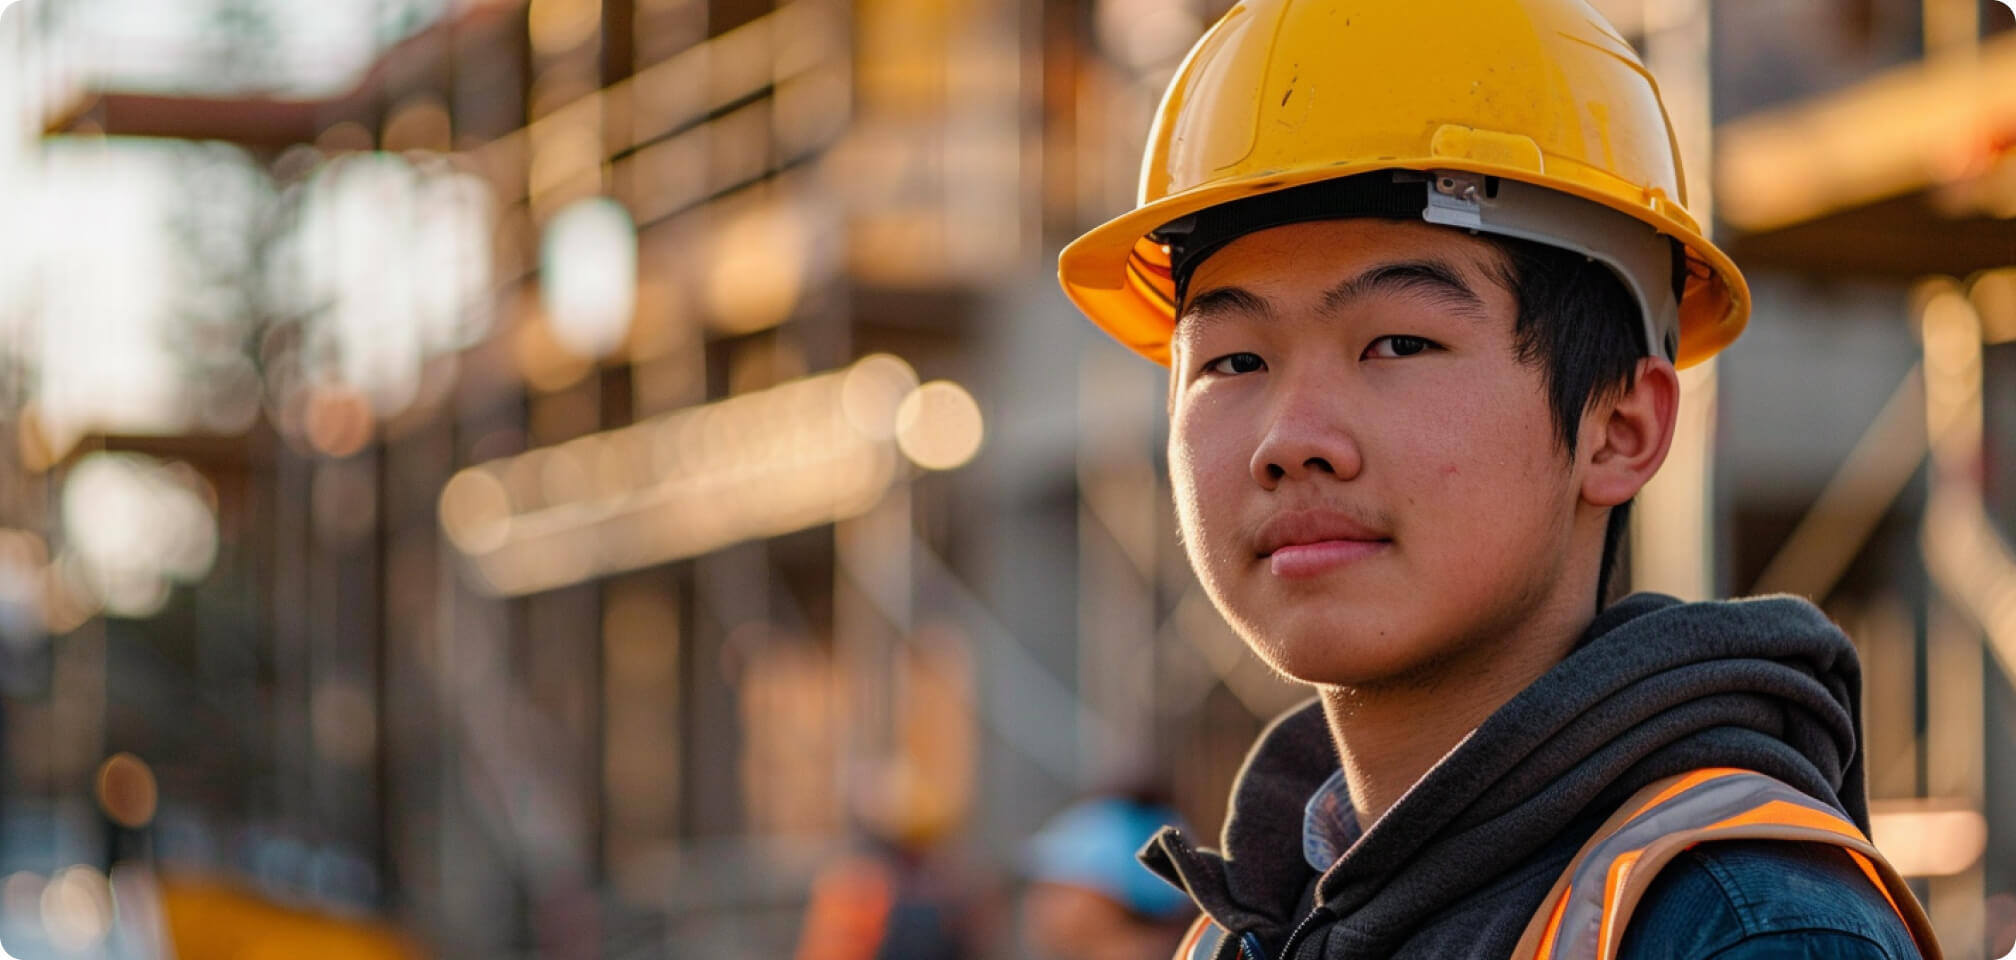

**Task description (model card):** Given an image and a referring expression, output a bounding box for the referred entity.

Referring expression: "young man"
[1057,2,1942,958]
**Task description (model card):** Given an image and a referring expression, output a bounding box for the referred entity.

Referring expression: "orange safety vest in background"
[1174,768,1943,960]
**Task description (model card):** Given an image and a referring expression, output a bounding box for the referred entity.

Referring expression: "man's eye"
[1204,352,1266,376]
[1363,335,1437,359]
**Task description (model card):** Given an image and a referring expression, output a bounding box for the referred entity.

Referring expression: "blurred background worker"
[1021,794,1194,960]
[792,841,990,960]
[793,761,1000,960]
[0,0,2011,957]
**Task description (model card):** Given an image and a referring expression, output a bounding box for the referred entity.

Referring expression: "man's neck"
[1316,601,1594,834]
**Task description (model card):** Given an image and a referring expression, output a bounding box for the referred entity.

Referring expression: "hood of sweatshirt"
[1140,593,1868,959]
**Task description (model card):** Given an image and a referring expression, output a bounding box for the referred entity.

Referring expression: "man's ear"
[1580,356,1680,508]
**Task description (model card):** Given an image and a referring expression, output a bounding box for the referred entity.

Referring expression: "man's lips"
[1253,509,1390,556]
[1253,509,1391,579]
[1268,540,1387,578]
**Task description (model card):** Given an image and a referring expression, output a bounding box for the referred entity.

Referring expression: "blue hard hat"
[1026,797,1192,919]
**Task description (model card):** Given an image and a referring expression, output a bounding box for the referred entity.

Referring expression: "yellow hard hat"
[1058,0,1750,370]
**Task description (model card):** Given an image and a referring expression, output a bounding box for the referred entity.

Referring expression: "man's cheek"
[1168,458,1222,564]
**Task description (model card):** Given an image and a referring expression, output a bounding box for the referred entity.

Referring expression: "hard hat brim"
[1058,158,1749,370]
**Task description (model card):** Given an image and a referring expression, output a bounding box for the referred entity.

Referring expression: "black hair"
[1474,234,1646,608]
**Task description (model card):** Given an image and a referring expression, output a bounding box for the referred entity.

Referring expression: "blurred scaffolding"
[0,0,2008,958]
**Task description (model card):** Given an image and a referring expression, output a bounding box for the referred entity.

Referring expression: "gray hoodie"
[1139,593,1879,959]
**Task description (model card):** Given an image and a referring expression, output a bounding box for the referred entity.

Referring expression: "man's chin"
[1246,622,1438,689]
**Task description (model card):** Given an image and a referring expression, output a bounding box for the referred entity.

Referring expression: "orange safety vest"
[1173,768,1943,960]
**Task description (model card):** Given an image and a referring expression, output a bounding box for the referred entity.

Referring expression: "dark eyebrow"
[1172,256,1496,340]
[1322,259,1493,320]
[1177,285,1273,328]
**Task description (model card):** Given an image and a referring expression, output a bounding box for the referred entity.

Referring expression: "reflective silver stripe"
[1547,772,1856,960]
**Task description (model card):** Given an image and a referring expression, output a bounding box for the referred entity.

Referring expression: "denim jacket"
[1617,839,1922,959]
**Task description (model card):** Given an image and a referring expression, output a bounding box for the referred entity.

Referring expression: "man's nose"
[1249,384,1363,488]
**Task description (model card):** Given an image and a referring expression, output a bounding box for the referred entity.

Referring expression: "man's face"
[1168,218,1589,688]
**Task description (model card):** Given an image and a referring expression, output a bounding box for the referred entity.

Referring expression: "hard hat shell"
[1057,0,1749,370]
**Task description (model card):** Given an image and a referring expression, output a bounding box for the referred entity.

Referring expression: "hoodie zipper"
[1268,904,1336,960]
[1229,904,1336,960]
